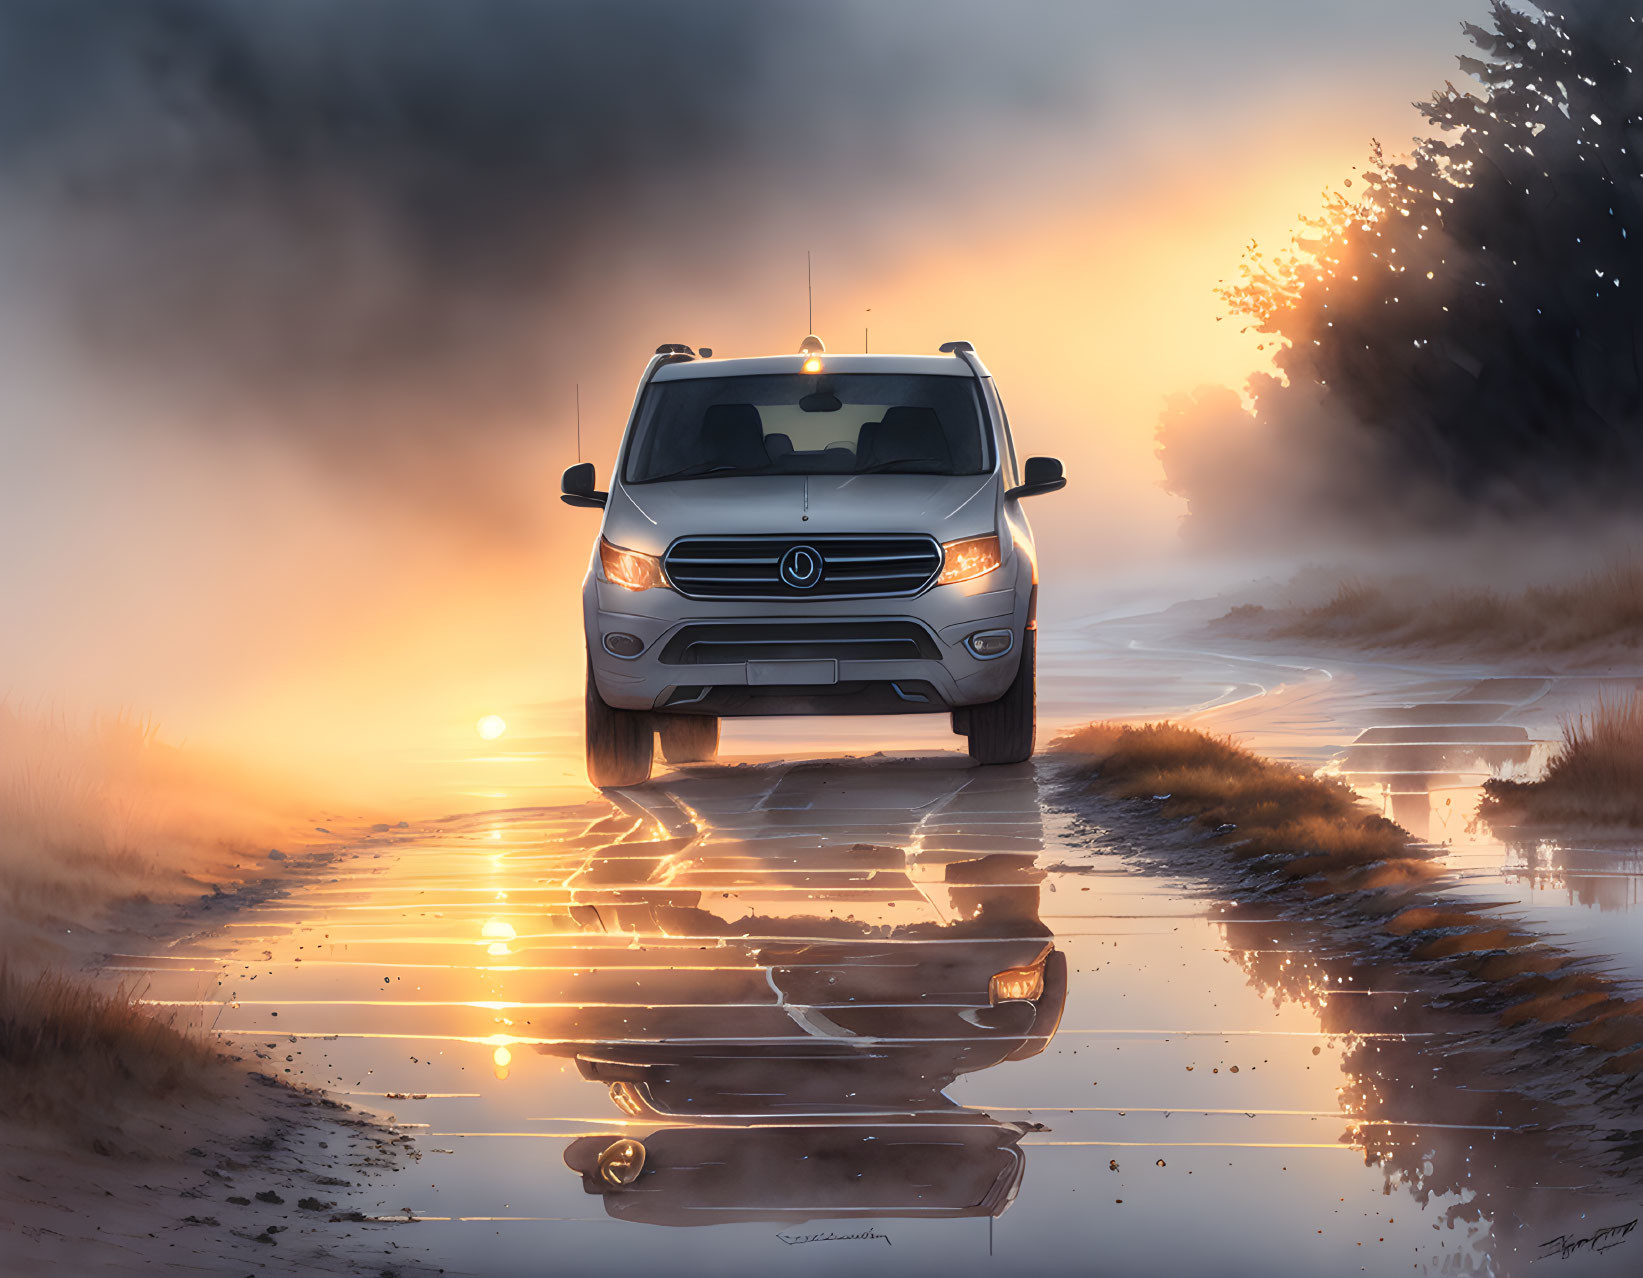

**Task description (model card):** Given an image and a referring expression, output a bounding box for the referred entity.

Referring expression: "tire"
[585,660,653,787]
[965,629,1036,765]
[659,715,719,765]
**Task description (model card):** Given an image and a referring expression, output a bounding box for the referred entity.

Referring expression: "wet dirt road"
[123,677,1643,1278]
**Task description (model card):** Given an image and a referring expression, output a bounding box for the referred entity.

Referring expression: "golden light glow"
[597,1138,647,1186]
[609,1081,647,1115]
[938,534,1003,585]
[802,356,823,373]
[990,959,1046,1004]
[482,917,516,956]
[477,714,507,740]
[599,537,667,591]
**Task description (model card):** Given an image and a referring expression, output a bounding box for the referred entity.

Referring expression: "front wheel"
[585,660,653,787]
[659,715,719,765]
[965,629,1036,765]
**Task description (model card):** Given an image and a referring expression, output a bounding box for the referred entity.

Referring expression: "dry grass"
[1054,719,1643,1090]
[0,706,292,1142]
[1481,692,1643,827]
[0,703,280,943]
[0,964,219,1146]
[1053,721,1421,887]
[1218,560,1643,655]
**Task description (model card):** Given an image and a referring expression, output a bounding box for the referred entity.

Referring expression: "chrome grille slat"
[665,556,782,565]
[658,621,941,665]
[664,535,942,600]
[826,570,930,580]
[675,574,783,584]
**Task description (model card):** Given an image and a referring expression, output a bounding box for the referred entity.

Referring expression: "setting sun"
[477,714,507,740]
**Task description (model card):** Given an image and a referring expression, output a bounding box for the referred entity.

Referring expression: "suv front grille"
[663,535,942,600]
[658,621,940,665]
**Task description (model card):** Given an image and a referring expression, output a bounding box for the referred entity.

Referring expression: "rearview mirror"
[1006,455,1066,501]
[562,461,607,509]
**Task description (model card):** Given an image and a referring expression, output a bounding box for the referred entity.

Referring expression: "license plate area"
[746,659,839,686]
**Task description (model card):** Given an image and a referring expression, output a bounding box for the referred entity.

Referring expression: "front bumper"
[583,557,1032,715]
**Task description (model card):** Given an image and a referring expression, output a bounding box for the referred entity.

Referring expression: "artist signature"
[777,1228,892,1247]
[1537,1218,1637,1261]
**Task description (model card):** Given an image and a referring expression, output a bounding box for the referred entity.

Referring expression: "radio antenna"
[807,250,813,333]
[865,307,871,354]
[575,383,582,463]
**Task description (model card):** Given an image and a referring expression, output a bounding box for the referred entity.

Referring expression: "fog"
[0,0,1483,800]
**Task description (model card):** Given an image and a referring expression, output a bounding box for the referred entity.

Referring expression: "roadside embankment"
[1051,722,1643,1084]
[0,706,428,1274]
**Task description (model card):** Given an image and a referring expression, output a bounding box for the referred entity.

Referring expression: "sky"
[0,0,1486,795]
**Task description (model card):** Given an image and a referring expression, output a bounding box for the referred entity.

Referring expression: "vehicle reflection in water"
[532,761,1064,1225]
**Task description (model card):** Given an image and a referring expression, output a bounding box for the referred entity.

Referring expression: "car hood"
[606,473,998,554]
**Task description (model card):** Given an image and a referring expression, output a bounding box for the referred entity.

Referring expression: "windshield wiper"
[854,457,945,475]
[643,461,770,482]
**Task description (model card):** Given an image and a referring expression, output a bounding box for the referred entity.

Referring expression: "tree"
[1161,0,1643,539]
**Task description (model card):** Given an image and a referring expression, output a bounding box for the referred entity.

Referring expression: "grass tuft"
[0,703,278,945]
[1481,692,1643,827]
[1052,721,1423,889]
[0,707,289,1145]
[0,964,219,1145]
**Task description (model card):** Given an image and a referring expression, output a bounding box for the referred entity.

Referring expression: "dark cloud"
[0,0,1097,475]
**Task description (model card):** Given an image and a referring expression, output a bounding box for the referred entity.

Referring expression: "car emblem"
[779,544,823,590]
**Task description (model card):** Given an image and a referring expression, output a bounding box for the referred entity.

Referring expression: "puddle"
[128,743,1642,1276]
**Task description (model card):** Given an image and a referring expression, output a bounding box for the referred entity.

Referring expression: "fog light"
[603,632,644,659]
[966,629,1013,659]
[597,1137,647,1186]
[989,958,1046,1004]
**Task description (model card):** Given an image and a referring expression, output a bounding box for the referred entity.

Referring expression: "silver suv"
[563,339,1065,786]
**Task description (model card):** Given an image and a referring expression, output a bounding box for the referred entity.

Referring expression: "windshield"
[622,373,990,483]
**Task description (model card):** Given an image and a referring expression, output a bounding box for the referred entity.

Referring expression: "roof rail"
[938,340,975,354]
[654,342,695,365]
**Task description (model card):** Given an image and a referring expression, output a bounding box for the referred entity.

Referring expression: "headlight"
[938,534,1002,585]
[600,537,667,591]
[989,957,1046,1004]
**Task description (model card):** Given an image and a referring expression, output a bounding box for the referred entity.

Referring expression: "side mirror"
[561,462,607,509]
[1006,456,1066,501]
